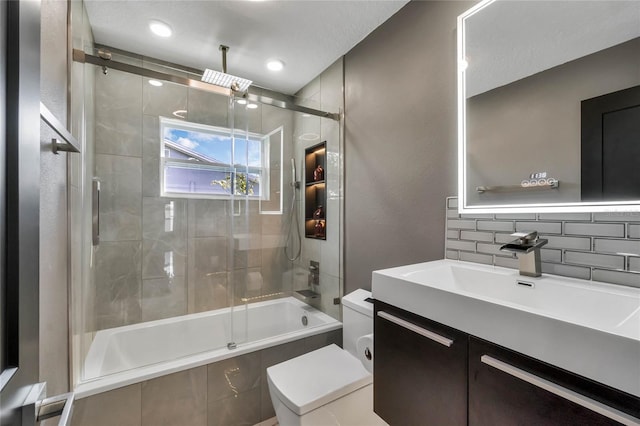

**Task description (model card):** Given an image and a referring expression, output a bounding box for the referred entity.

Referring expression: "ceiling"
[84,0,409,95]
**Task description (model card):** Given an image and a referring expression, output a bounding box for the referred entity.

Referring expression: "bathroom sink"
[372,259,640,397]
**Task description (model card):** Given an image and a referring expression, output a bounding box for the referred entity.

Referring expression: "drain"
[301,315,308,326]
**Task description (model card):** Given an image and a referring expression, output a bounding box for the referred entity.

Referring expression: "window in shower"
[160,117,266,199]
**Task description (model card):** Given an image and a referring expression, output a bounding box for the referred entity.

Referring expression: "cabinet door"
[469,337,640,426]
[374,302,468,426]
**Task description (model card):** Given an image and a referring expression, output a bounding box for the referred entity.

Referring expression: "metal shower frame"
[72,48,341,121]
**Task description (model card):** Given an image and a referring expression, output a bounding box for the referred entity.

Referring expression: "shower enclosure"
[69,44,344,390]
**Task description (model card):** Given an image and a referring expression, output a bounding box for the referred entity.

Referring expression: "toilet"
[267,289,386,426]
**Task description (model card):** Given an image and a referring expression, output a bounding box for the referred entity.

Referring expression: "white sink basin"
[372,259,640,397]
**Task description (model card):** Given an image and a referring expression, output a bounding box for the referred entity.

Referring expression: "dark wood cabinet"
[373,302,640,426]
[374,301,468,426]
[469,337,640,426]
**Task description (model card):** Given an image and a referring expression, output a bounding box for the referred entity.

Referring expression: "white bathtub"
[75,297,341,398]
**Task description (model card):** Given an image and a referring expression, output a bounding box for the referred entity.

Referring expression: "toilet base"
[272,384,387,426]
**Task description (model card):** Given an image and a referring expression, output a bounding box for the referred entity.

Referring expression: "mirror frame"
[457,0,640,213]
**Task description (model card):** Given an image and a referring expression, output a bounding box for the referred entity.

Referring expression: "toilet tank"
[342,289,374,358]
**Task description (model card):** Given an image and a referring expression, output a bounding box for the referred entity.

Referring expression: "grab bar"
[481,355,640,425]
[40,102,81,154]
[377,311,453,347]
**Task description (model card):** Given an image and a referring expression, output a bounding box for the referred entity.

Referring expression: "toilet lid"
[266,344,373,416]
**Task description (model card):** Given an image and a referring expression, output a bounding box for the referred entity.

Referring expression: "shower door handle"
[92,179,100,246]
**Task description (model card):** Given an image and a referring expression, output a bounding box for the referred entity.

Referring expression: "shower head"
[201,45,252,93]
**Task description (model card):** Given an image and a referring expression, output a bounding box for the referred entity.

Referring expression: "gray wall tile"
[446,240,476,251]
[95,69,143,157]
[564,251,625,270]
[593,212,640,223]
[208,351,261,402]
[477,221,514,232]
[494,233,515,244]
[565,222,625,238]
[447,219,476,230]
[141,277,187,322]
[592,269,640,288]
[538,212,591,221]
[209,387,262,426]
[516,221,561,235]
[476,243,505,256]
[594,239,640,256]
[72,384,141,426]
[545,236,591,251]
[96,154,142,241]
[142,79,187,117]
[142,367,207,426]
[95,241,142,330]
[460,230,493,242]
[494,256,519,269]
[495,213,536,220]
[540,248,562,263]
[445,197,640,288]
[459,252,492,265]
[446,230,460,239]
[541,263,591,280]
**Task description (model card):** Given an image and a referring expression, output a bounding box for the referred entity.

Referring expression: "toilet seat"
[267,344,372,416]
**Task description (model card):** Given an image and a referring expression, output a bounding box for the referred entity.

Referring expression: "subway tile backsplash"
[445,197,640,288]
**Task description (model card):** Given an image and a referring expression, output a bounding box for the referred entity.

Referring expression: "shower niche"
[305,142,326,239]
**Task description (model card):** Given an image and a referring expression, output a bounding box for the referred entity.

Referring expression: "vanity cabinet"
[468,337,638,426]
[374,302,640,426]
[374,301,468,426]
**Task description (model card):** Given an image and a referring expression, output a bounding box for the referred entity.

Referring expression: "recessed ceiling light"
[247,103,258,109]
[148,79,163,87]
[236,99,247,105]
[266,59,284,72]
[149,20,172,38]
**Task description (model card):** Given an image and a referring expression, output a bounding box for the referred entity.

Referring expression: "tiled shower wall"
[92,62,295,330]
[291,58,344,319]
[445,197,640,287]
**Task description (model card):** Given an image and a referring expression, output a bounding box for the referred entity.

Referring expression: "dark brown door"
[581,85,640,201]
[374,301,468,426]
[469,337,640,426]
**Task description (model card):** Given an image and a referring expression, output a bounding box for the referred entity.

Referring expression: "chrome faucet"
[499,231,548,277]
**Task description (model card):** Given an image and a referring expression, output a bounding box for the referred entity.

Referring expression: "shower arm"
[72,49,341,121]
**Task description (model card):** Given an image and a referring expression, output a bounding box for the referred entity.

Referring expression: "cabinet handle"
[481,355,640,426]
[377,311,453,347]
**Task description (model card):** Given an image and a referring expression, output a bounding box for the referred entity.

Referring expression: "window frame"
[159,117,267,200]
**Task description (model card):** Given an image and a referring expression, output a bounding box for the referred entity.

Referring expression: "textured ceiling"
[84,0,409,95]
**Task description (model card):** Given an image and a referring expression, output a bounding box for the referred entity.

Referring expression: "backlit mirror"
[458,0,640,213]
